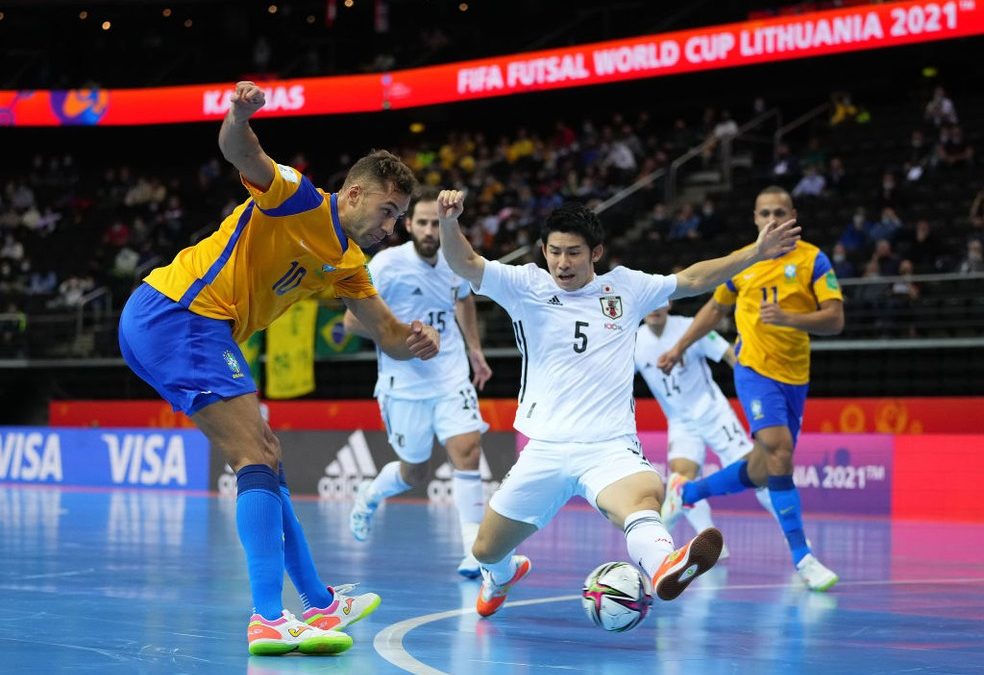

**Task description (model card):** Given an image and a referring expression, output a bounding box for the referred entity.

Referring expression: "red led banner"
[2,0,980,126]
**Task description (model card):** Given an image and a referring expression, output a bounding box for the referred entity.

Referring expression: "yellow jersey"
[712,240,842,385]
[144,160,376,342]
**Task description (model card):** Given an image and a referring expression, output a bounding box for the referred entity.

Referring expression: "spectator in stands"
[958,239,984,274]
[668,202,701,240]
[868,207,903,244]
[27,266,57,296]
[698,198,724,239]
[830,91,861,127]
[830,242,856,279]
[771,143,800,183]
[971,185,984,229]
[875,171,906,212]
[887,259,920,337]
[905,129,933,179]
[871,239,901,276]
[702,109,738,168]
[791,165,826,199]
[937,126,974,170]
[903,219,942,273]
[826,157,849,195]
[6,181,35,211]
[641,203,671,242]
[0,302,27,358]
[924,86,958,128]
[856,260,887,306]
[801,137,827,169]
[0,234,24,262]
[103,220,131,249]
[839,207,872,253]
[52,274,94,308]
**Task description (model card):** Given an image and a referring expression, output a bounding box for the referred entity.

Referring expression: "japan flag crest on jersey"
[600,294,623,319]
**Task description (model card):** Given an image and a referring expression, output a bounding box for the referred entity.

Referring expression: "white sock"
[453,469,484,556]
[623,510,675,580]
[366,461,410,505]
[481,551,516,585]
[755,487,777,520]
[683,498,716,534]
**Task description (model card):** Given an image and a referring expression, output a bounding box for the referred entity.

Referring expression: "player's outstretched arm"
[670,218,800,300]
[218,81,275,191]
[657,298,731,374]
[343,295,440,361]
[456,294,493,390]
[437,190,487,289]
[342,309,372,339]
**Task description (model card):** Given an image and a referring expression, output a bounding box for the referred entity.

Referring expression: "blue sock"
[236,464,285,620]
[279,465,333,610]
[682,460,757,505]
[767,474,810,565]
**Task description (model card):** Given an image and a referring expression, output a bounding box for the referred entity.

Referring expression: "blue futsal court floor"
[1,485,982,674]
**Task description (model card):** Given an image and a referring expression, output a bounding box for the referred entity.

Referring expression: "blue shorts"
[734,363,809,444]
[118,284,256,415]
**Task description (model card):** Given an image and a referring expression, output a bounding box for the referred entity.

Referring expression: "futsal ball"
[581,561,652,632]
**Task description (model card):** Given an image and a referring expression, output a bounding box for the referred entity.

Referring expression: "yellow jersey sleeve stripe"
[177,201,255,308]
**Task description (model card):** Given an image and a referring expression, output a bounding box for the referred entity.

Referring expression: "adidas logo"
[547,295,563,306]
[427,454,499,504]
[411,287,423,295]
[318,430,379,499]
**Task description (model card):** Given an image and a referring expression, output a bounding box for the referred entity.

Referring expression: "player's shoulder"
[796,239,822,257]
[602,265,669,289]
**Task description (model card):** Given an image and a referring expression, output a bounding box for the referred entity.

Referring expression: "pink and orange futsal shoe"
[476,555,532,618]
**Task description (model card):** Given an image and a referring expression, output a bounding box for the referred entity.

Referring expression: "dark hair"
[540,202,605,249]
[409,185,441,219]
[343,149,418,196]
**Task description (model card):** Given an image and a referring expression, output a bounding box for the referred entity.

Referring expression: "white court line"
[373,577,984,674]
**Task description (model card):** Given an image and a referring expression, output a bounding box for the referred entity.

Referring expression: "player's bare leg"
[597,470,722,601]
[446,431,484,578]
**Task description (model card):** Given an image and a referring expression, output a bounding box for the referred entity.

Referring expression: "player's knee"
[402,461,429,486]
[450,443,481,471]
[767,444,794,472]
[471,534,501,564]
[636,495,663,514]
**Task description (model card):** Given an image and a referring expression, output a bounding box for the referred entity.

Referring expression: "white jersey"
[635,315,730,421]
[370,242,471,400]
[477,260,676,442]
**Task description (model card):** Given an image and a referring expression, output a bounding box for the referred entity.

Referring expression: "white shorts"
[489,434,659,530]
[667,399,753,469]
[379,383,489,464]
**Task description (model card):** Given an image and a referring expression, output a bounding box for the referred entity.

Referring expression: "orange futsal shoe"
[652,528,723,601]
[476,555,532,617]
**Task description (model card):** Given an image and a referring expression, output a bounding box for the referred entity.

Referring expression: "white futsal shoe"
[349,480,379,542]
[796,553,839,592]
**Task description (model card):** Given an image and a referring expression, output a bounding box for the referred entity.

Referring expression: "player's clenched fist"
[437,190,465,223]
[230,81,266,123]
[407,320,440,360]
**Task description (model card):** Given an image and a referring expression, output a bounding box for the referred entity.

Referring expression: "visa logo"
[103,434,188,486]
[0,432,63,482]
